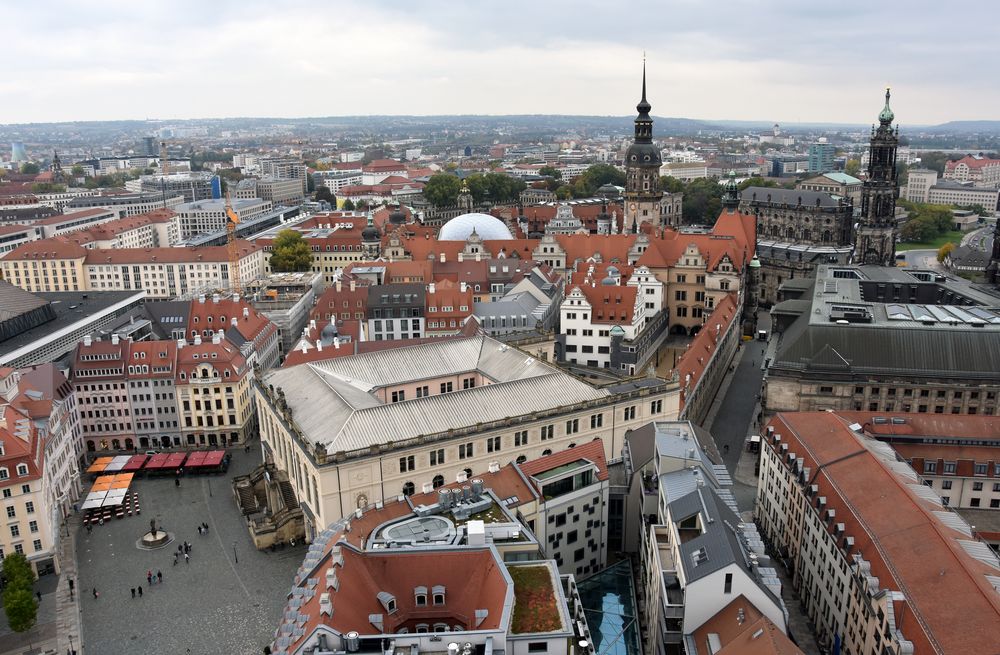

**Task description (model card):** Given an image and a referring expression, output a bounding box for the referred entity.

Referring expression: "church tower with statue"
[854,89,900,266]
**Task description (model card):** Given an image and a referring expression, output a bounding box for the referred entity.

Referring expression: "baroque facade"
[854,89,899,266]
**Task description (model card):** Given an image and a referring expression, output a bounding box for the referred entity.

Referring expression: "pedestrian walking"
[175,478,180,487]
[157,570,162,583]
[184,553,190,564]
[197,526,202,535]
[173,552,178,563]
[36,591,41,603]
[131,587,136,598]
[92,587,98,599]
[147,570,153,585]
[138,585,142,597]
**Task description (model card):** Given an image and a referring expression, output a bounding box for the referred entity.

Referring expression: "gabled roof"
[519,439,609,485]
[690,595,803,655]
[572,284,638,324]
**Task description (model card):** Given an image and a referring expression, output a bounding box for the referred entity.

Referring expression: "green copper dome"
[878,87,894,124]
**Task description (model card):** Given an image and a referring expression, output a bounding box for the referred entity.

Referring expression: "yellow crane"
[225,189,242,295]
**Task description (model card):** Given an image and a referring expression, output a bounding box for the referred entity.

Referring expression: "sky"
[4,0,999,126]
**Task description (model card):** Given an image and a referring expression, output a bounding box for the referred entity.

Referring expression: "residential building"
[246,271,324,358]
[902,168,938,204]
[252,214,369,286]
[671,293,740,423]
[0,281,145,369]
[0,399,57,575]
[0,224,40,256]
[766,264,1000,416]
[944,154,1000,188]
[54,209,179,250]
[260,160,308,193]
[851,413,1000,510]
[474,265,564,337]
[361,159,407,185]
[1,365,82,576]
[130,172,217,202]
[256,335,679,539]
[904,167,1000,209]
[640,420,790,655]
[34,208,118,239]
[424,280,474,337]
[756,411,1000,654]
[0,237,265,298]
[174,198,272,240]
[63,192,184,218]
[255,177,305,206]
[367,282,426,341]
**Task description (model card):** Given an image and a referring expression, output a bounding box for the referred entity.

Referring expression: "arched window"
[542,449,552,456]
[516,455,527,464]
[432,475,444,489]
[463,468,472,480]
[402,481,415,496]
[16,464,28,476]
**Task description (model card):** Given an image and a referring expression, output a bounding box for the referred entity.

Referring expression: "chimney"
[198,294,206,303]
[349,279,356,291]
[193,334,202,346]
[440,253,446,263]
[333,338,340,350]
[177,338,186,349]
[317,340,323,352]
[458,252,464,262]
[111,333,119,345]
[231,317,237,327]
[83,335,92,347]
[232,293,240,303]
[300,342,308,354]
[242,307,249,318]
[460,281,467,293]
[336,280,342,292]
[428,282,436,294]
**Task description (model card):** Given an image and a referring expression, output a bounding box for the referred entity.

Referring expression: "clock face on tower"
[629,203,637,212]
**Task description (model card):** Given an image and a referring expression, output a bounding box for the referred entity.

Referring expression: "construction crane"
[158,140,170,209]
[225,189,242,295]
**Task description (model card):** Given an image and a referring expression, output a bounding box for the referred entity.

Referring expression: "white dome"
[438,213,513,241]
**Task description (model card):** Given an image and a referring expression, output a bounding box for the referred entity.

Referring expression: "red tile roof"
[692,595,803,655]
[519,438,609,483]
[946,155,1000,171]
[674,293,739,409]
[767,411,1000,654]
[572,283,638,324]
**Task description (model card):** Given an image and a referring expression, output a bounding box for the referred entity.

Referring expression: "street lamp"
[68,634,75,655]
[232,541,238,564]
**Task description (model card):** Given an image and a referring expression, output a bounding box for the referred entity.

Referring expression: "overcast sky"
[4,0,998,125]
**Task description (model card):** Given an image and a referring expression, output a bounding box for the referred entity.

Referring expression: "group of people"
[128,570,164,598]
[173,541,193,565]
[196,522,209,535]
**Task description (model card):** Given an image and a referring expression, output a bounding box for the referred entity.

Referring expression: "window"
[15,464,27,477]
[975,463,988,476]
[20,485,29,495]
[941,480,952,490]
[574,548,585,562]
[5,507,13,519]
[32,540,41,552]
[28,521,37,534]
[415,593,427,607]
[440,382,453,394]
[970,498,981,507]
[650,399,663,414]
[942,496,950,506]
[514,430,528,446]
[724,573,733,594]
[463,378,476,390]
[973,482,984,491]
[924,461,937,474]
[459,443,474,459]
[399,456,415,473]
[541,425,554,441]
[487,436,501,453]
[433,592,445,605]
[430,449,445,466]
[565,419,579,435]
[567,530,578,544]
[623,406,636,421]
[391,390,405,403]
[402,482,415,496]
[9,525,18,537]
[432,475,445,489]
[589,413,603,429]
[0,469,8,481]
[416,385,429,398]
[943,461,956,474]
[528,644,548,654]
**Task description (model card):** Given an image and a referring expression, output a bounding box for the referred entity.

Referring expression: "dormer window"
[377,591,397,614]
[432,585,446,605]
[16,464,28,477]
[414,585,427,606]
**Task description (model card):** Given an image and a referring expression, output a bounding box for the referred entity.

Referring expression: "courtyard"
[75,446,305,655]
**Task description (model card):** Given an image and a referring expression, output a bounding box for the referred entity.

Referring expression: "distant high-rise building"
[807,140,835,172]
[11,142,26,163]
[854,88,899,266]
[142,136,157,156]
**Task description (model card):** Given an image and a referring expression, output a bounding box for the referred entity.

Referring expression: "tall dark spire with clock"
[624,61,668,229]
[854,88,899,266]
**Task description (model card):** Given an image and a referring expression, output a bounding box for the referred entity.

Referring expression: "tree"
[30,183,65,193]
[737,176,778,192]
[538,166,562,180]
[71,165,85,178]
[575,164,626,197]
[268,229,312,273]
[900,216,937,242]
[20,163,39,175]
[314,186,334,203]
[845,159,861,177]
[660,176,685,193]
[937,242,956,262]
[917,151,955,177]
[342,199,356,211]
[681,177,724,224]
[422,174,463,207]
[2,554,36,647]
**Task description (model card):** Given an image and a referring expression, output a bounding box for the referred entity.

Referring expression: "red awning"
[203,450,225,467]
[165,452,187,469]
[122,455,148,471]
[186,451,208,467]
[144,453,171,469]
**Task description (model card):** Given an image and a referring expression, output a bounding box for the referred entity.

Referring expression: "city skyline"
[5,0,1000,125]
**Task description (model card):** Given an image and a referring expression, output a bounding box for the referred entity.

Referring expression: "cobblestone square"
[76,447,305,655]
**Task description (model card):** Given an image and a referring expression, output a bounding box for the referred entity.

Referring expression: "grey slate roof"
[263,335,609,453]
[670,485,747,583]
[741,187,843,208]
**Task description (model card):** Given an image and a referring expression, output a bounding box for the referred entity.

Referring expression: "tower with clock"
[624,62,668,231]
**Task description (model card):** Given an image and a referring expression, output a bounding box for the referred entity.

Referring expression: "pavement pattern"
[75,447,305,655]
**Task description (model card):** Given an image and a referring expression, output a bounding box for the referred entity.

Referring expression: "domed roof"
[388,205,407,225]
[439,213,513,241]
[625,141,662,166]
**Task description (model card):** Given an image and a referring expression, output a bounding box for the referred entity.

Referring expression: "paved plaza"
[76,446,305,655]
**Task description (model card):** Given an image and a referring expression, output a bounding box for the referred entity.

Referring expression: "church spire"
[878,87,894,125]
[634,58,653,144]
